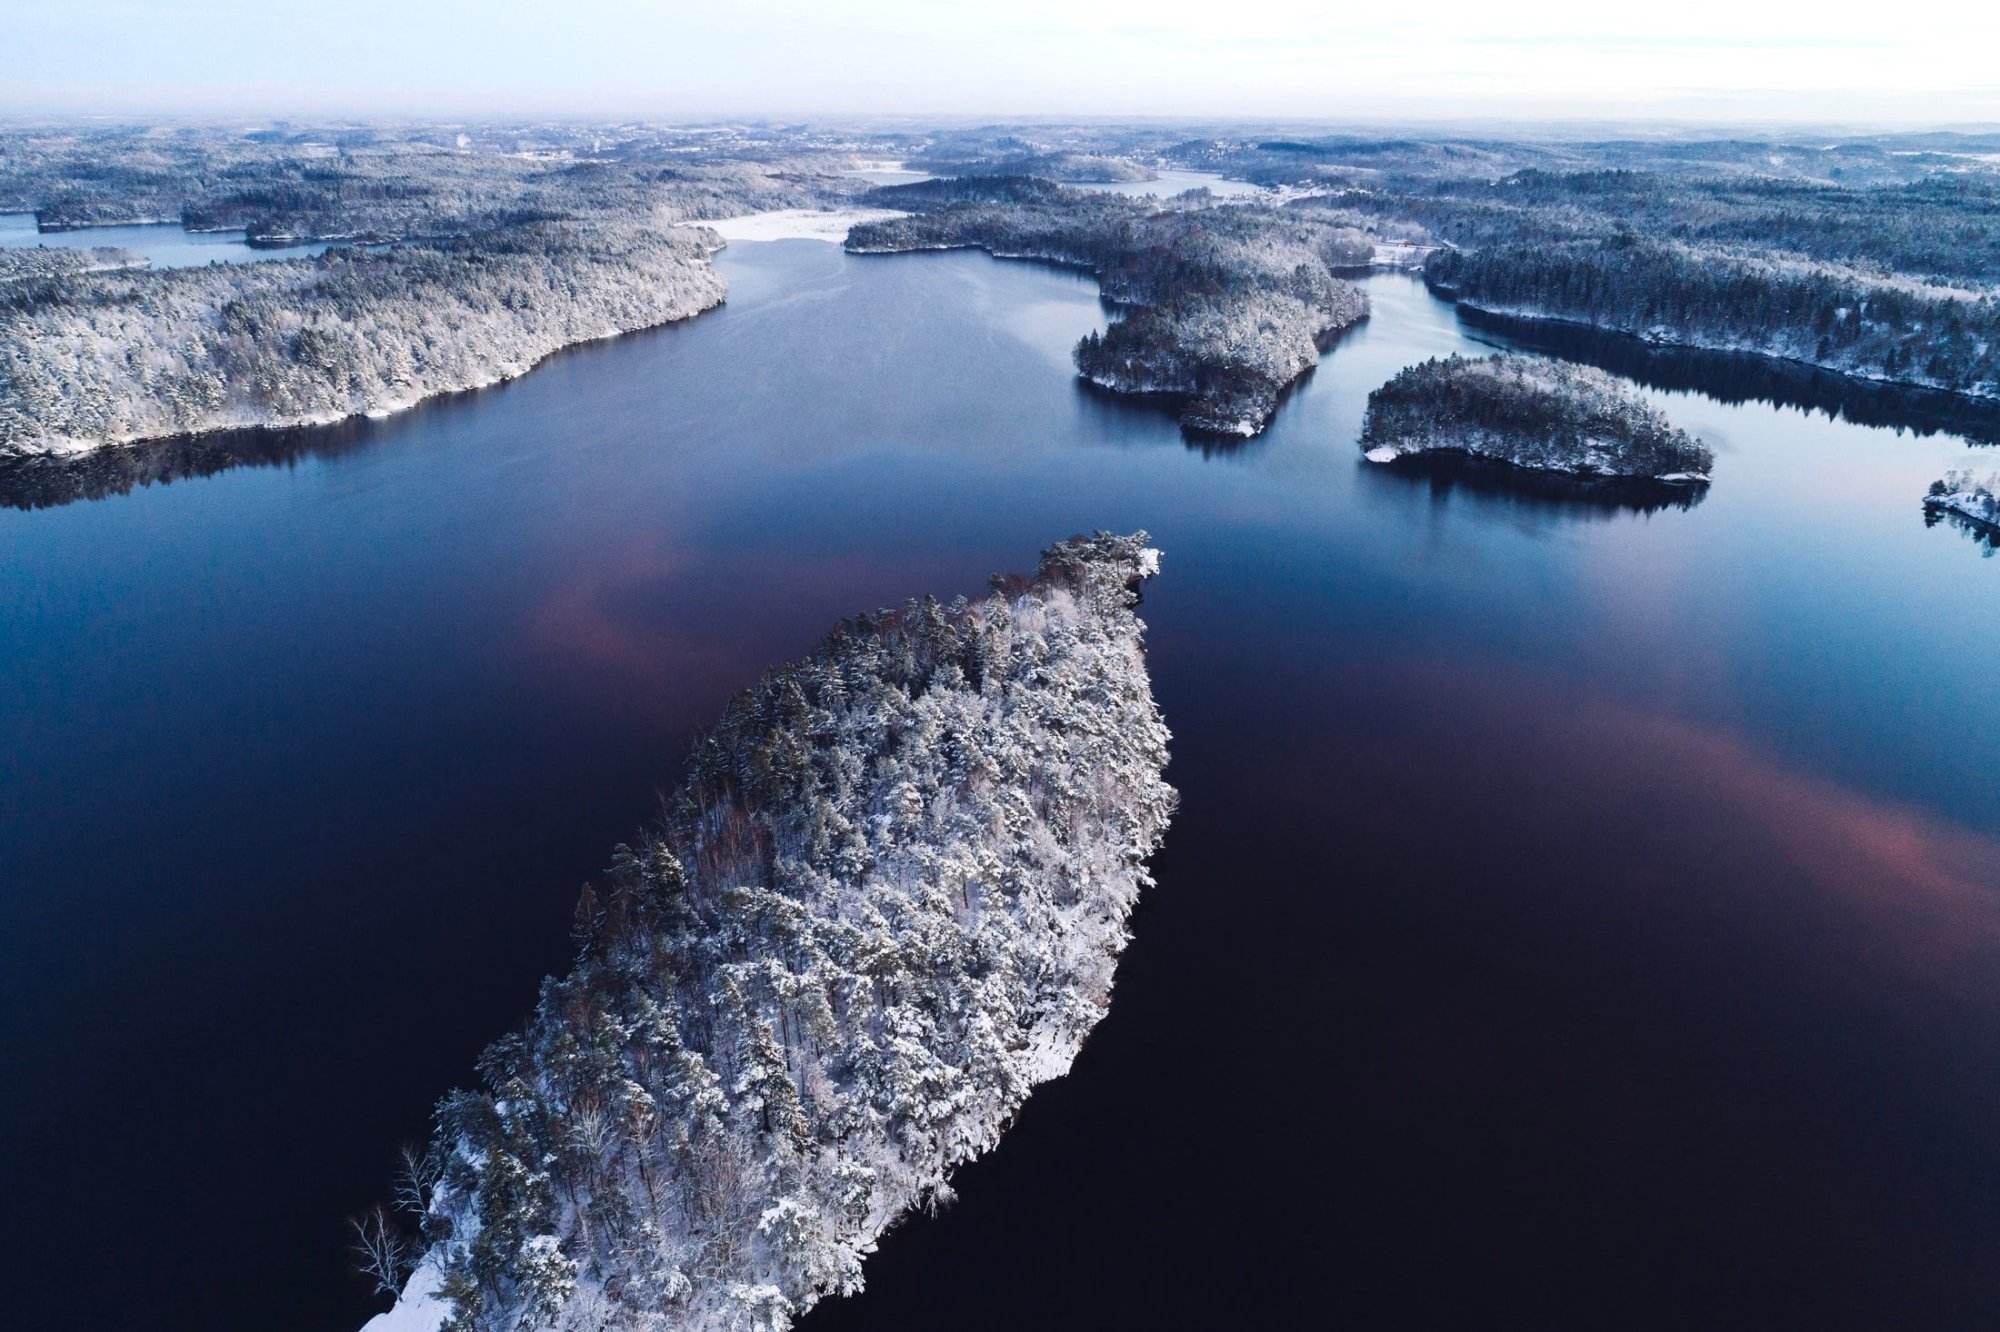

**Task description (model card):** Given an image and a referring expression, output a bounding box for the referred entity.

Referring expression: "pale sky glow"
[5,0,1997,125]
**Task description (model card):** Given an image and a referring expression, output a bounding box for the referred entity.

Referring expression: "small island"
[1925,471,2000,542]
[1359,354,1714,482]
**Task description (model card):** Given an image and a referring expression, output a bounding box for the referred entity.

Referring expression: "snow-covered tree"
[1360,353,1715,481]
[370,534,1175,1331]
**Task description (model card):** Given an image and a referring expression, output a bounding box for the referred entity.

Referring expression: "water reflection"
[0,415,398,510]
[1357,451,1709,519]
[1459,305,2000,446]
[1925,506,2000,556]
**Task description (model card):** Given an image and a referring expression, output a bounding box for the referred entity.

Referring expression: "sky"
[5,0,1998,126]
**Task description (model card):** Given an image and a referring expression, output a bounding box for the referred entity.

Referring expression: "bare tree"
[392,1141,441,1222]
[349,1205,412,1301]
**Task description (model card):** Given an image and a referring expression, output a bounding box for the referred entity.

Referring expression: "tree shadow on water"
[1924,507,2000,558]
[1459,305,2000,448]
[1356,451,1710,521]
[0,415,405,511]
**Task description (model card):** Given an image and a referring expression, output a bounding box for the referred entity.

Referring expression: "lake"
[3,239,1997,1330]
[0,211,335,267]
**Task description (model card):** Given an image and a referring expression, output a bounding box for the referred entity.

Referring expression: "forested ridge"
[847,178,1371,435]
[359,533,1175,1332]
[1361,353,1714,481]
[0,244,143,281]
[1271,162,2000,402]
[0,123,859,238]
[1426,237,2000,400]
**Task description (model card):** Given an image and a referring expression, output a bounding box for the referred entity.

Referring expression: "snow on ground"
[689,208,907,243]
[359,1264,445,1332]
[1371,242,1442,268]
[843,161,933,187]
[1926,478,2000,532]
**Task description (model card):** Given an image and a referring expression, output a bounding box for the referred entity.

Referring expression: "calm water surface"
[0,211,334,267]
[3,241,1997,1330]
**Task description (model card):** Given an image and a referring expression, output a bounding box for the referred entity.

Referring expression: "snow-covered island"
[1360,354,1715,482]
[358,533,1176,1332]
[0,223,726,458]
[1924,471,2000,543]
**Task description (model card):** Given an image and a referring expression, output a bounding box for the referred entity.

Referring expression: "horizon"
[8,1,1997,126]
[6,111,2000,140]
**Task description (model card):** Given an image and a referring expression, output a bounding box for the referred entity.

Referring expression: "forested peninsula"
[2,224,724,454]
[0,124,870,458]
[1425,238,2000,402]
[1361,354,1714,482]
[846,178,1371,436]
[359,534,1176,1332]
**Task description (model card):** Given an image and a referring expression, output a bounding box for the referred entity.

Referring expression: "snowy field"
[690,207,908,243]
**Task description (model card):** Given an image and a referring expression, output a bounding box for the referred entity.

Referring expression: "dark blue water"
[0,211,333,266]
[3,241,1998,1331]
